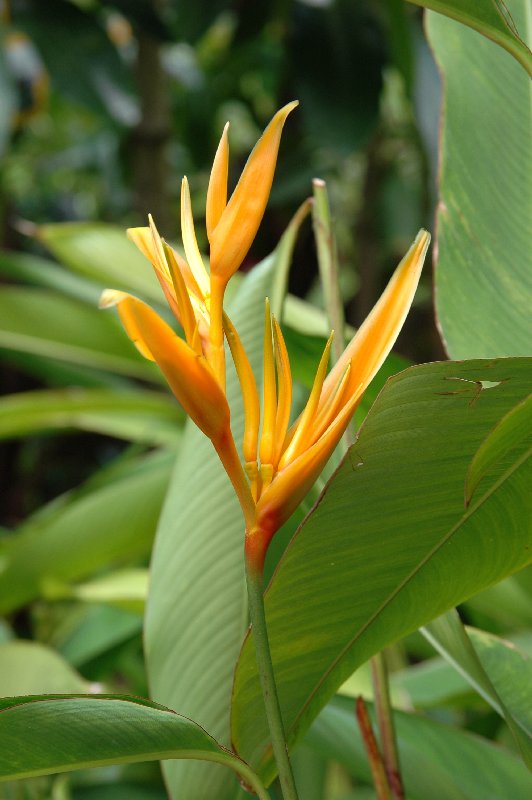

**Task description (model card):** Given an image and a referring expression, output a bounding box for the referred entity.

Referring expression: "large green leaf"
[422,610,532,765]
[37,222,164,304]
[306,696,532,799]
[0,287,161,382]
[408,0,532,74]
[145,210,308,800]
[428,0,532,358]
[232,358,532,780]
[0,695,268,799]
[0,388,181,445]
[0,451,172,613]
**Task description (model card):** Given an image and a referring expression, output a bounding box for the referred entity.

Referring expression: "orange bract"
[101,102,430,572]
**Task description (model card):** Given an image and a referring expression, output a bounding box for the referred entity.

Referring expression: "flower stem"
[355,696,392,800]
[245,561,299,800]
[371,651,404,799]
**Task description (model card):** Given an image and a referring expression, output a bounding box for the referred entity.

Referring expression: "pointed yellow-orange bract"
[101,290,230,441]
[249,229,431,559]
[206,122,229,241]
[209,101,298,283]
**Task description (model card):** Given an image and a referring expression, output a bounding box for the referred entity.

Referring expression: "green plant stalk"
[245,564,300,800]
[312,177,404,796]
[371,652,404,800]
[311,179,345,366]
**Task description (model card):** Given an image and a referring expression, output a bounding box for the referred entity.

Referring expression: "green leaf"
[0,249,102,305]
[0,388,182,445]
[37,222,164,304]
[0,642,88,696]
[422,610,532,766]
[231,358,532,780]
[428,1,532,357]
[0,451,172,613]
[145,211,308,800]
[0,695,268,799]
[68,569,149,614]
[0,287,161,382]
[306,696,532,800]
[465,394,532,505]
[57,605,143,668]
[408,0,532,75]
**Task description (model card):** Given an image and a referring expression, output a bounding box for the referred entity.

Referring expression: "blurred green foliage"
[0,1,530,799]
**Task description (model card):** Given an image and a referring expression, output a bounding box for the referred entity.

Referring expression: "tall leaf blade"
[145,209,308,800]
[231,358,532,780]
[428,0,532,357]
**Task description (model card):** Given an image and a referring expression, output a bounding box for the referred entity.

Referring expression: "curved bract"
[102,104,430,567]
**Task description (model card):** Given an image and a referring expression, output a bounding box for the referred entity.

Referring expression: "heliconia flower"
[236,229,431,573]
[124,102,297,392]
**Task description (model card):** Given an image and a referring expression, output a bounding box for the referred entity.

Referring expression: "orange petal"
[259,299,277,469]
[256,390,359,535]
[209,101,298,282]
[320,229,430,410]
[110,292,230,440]
[223,311,260,465]
[206,122,229,242]
[180,177,210,298]
[279,330,334,469]
[100,289,155,361]
[272,317,292,468]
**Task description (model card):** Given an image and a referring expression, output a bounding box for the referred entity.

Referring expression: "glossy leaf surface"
[232,358,532,780]
[0,695,265,797]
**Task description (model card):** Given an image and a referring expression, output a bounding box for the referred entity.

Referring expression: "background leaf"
[428,0,532,358]
[0,641,89,695]
[232,358,532,780]
[0,451,172,613]
[37,222,164,304]
[0,388,182,445]
[0,287,161,382]
[306,696,532,800]
[422,610,532,765]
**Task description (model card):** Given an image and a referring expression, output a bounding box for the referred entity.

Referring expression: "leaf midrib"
[284,444,532,748]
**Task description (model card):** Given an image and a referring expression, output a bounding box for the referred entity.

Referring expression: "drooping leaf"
[422,610,532,765]
[0,695,268,799]
[0,249,103,304]
[428,0,532,357]
[145,209,309,800]
[0,451,172,613]
[37,222,164,303]
[0,287,161,382]
[0,388,182,445]
[232,358,532,780]
[408,0,532,75]
[306,696,532,800]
